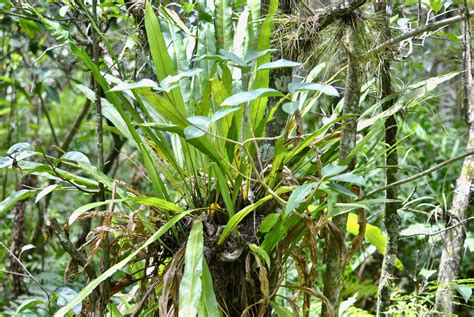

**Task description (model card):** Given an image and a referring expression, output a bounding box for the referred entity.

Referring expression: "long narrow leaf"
[179,220,204,317]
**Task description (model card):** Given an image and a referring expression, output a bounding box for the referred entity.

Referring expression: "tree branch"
[372,10,474,54]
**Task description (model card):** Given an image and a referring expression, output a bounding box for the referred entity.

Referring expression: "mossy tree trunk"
[435,9,473,315]
[374,0,401,315]
[322,27,362,317]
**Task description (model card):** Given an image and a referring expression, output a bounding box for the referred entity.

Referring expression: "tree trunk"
[322,28,361,317]
[374,0,401,315]
[435,11,473,315]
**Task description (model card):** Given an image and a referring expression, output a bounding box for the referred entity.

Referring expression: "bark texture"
[10,175,36,297]
[435,12,473,315]
[374,0,401,315]
[322,29,361,317]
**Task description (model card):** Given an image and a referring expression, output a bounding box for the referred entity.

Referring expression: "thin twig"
[0,242,51,303]
[402,217,474,238]
[371,10,474,54]
[364,149,474,198]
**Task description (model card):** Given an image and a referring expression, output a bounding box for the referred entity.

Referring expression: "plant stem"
[322,26,361,317]
[374,1,401,314]
[91,0,109,311]
[435,5,473,314]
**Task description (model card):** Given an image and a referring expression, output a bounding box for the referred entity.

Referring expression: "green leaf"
[108,79,158,92]
[346,213,404,270]
[222,88,282,106]
[35,184,58,204]
[160,68,203,90]
[179,220,204,317]
[215,0,233,50]
[259,213,280,233]
[256,59,301,70]
[20,244,36,257]
[250,0,278,134]
[69,199,126,225]
[144,2,185,113]
[54,210,191,317]
[249,243,271,268]
[282,102,298,115]
[288,82,339,97]
[0,190,37,217]
[270,301,294,317]
[322,165,347,177]
[185,116,212,140]
[60,151,90,164]
[198,260,220,317]
[131,196,185,213]
[210,163,235,216]
[429,0,442,12]
[284,183,315,216]
[16,299,45,314]
[454,284,472,303]
[211,108,240,122]
[330,173,366,186]
[218,190,289,245]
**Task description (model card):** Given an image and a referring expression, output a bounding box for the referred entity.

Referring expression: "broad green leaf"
[179,220,204,317]
[131,196,185,213]
[284,183,315,216]
[430,0,442,12]
[222,88,282,106]
[144,2,185,113]
[282,102,298,114]
[55,210,191,317]
[0,190,37,217]
[184,116,212,140]
[330,173,366,186]
[161,68,203,90]
[69,199,126,225]
[256,59,301,70]
[211,108,240,122]
[60,151,90,164]
[198,260,220,317]
[346,213,403,270]
[215,0,233,50]
[108,79,158,92]
[249,243,271,268]
[250,0,278,135]
[35,184,58,204]
[322,165,348,177]
[243,49,277,63]
[454,284,472,303]
[288,82,339,97]
[259,213,280,233]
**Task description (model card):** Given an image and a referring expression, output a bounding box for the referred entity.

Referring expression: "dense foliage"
[0,0,473,316]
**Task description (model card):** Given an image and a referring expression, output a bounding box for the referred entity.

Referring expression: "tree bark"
[373,0,401,315]
[322,29,362,317]
[435,9,473,315]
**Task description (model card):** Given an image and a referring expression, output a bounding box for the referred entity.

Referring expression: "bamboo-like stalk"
[435,8,473,315]
[91,0,109,312]
[322,26,362,317]
[374,1,401,315]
